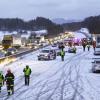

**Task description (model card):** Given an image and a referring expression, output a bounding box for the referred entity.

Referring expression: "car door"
[49,50,54,59]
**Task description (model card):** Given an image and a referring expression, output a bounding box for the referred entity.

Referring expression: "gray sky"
[0,0,100,20]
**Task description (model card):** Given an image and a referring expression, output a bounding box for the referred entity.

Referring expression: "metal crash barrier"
[0,45,48,65]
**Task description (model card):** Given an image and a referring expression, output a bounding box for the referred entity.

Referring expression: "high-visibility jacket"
[60,51,65,56]
[0,74,4,86]
[23,68,31,76]
[87,45,90,48]
[73,47,76,51]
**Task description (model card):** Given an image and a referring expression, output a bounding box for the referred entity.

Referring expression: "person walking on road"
[5,69,14,95]
[73,46,77,53]
[92,41,96,51]
[60,50,65,61]
[82,42,86,51]
[87,44,90,51]
[23,65,31,86]
[0,71,4,93]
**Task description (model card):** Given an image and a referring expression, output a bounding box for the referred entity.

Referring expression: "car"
[0,50,5,58]
[5,48,18,56]
[27,43,40,49]
[92,58,100,73]
[50,46,61,56]
[68,47,76,53]
[51,43,57,47]
[37,48,56,60]
[94,45,100,55]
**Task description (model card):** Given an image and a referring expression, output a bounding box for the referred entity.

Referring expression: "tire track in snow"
[1,51,87,100]
[67,52,91,100]
[16,52,85,100]
[37,52,87,100]
[55,52,89,100]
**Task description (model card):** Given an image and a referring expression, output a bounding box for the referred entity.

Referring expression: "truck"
[2,34,21,50]
[2,35,13,50]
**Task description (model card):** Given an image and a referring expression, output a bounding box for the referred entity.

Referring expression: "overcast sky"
[0,0,100,20]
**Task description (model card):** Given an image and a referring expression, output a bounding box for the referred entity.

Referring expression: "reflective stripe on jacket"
[24,68,31,76]
[0,75,4,83]
[60,51,65,56]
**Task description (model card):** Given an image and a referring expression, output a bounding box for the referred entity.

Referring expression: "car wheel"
[48,55,50,60]
[38,58,41,61]
[54,55,56,59]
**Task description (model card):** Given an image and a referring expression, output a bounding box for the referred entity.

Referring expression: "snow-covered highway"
[0,46,100,100]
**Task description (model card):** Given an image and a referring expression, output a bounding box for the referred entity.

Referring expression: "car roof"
[96,45,100,48]
[42,48,55,51]
[93,58,100,62]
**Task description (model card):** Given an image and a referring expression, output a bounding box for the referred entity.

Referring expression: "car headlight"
[34,46,37,49]
[4,51,7,54]
[11,51,15,54]
[44,54,48,56]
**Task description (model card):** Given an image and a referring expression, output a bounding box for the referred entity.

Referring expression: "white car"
[94,45,100,55]
[37,48,56,60]
[50,46,61,56]
[92,58,100,73]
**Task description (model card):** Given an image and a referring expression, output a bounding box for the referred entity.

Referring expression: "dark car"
[68,47,76,53]
[5,48,17,56]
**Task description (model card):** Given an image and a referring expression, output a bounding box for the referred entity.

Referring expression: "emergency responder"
[23,65,31,86]
[87,44,90,51]
[60,44,65,51]
[60,50,65,61]
[5,69,14,95]
[58,42,65,50]
[82,42,86,51]
[92,41,96,51]
[0,71,4,93]
[73,46,77,53]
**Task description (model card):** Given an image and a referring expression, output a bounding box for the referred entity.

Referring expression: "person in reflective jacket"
[0,71,4,93]
[23,65,32,86]
[87,44,90,51]
[60,50,65,61]
[5,69,14,95]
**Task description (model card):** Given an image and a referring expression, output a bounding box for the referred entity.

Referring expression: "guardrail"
[0,45,49,65]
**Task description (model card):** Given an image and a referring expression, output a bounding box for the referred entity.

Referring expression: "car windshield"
[41,50,49,53]
[7,48,16,51]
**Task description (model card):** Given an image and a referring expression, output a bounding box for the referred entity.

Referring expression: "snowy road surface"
[0,46,100,100]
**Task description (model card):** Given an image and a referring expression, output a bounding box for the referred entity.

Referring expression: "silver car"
[94,45,100,55]
[38,49,56,60]
[92,58,100,73]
